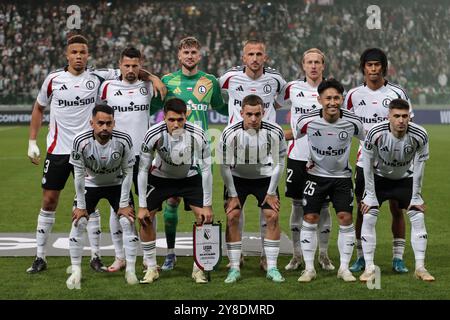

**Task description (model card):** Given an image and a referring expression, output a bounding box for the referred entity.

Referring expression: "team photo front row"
[51,88,436,289]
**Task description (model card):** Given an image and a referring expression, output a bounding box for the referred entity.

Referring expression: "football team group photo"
[1,0,449,301]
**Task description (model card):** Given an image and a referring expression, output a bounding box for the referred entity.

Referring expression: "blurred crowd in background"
[1,0,449,105]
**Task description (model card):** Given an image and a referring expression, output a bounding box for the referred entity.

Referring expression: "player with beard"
[150,37,227,282]
[97,47,154,275]
[219,39,287,271]
[67,105,135,289]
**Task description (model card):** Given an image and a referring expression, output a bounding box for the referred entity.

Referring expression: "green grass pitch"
[0,125,449,299]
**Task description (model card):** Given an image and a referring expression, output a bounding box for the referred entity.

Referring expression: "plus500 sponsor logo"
[361,116,387,123]
[312,145,347,156]
[57,97,95,107]
[111,104,150,112]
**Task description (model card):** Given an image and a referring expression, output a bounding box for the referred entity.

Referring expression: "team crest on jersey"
[404,145,414,154]
[71,150,81,160]
[364,141,373,150]
[198,85,207,94]
[140,87,148,95]
[85,80,95,90]
[111,151,121,160]
[382,98,391,108]
[263,84,272,94]
[338,131,349,140]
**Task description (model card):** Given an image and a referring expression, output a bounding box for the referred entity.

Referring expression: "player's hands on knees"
[225,197,241,215]
[72,208,88,226]
[262,194,280,213]
[360,201,370,214]
[201,206,214,224]
[138,207,152,227]
[28,140,40,165]
[408,204,425,212]
[118,206,135,223]
[265,208,280,220]
[361,194,379,214]
[360,201,380,214]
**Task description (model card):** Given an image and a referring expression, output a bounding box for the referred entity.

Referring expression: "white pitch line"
[0,126,19,132]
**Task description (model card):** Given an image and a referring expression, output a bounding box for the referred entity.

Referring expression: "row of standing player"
[26,35,434,286]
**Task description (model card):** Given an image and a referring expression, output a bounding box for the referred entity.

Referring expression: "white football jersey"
[220,120,287,179]
[296,109,365,178]
[69,129,135,187]
[140,121,210,179]
[344,81,413,167]
[98,79,153,156]
[219,66,286,124]
[276,78,322,161]
[363,121,429,180]
[37,67,119,155]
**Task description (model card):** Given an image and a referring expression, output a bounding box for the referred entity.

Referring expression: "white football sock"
[69,217,88,267]
[300,220,318,271]
[110,207,125,260]
[338,224,356,270]
[264,239,280,270]
[407,210,427,270]
[318,205,332,255]
[226,241,242,270]
[392,238,406,260]
[120,216,138,273]
[290,199,303,257]
[87,210,101,259]
[141,240,156,269]
[36,209,55,259]
[361,208,378,268]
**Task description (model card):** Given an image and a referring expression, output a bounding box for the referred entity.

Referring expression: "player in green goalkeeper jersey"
[150,38,227,130]
[150,36,227,283]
